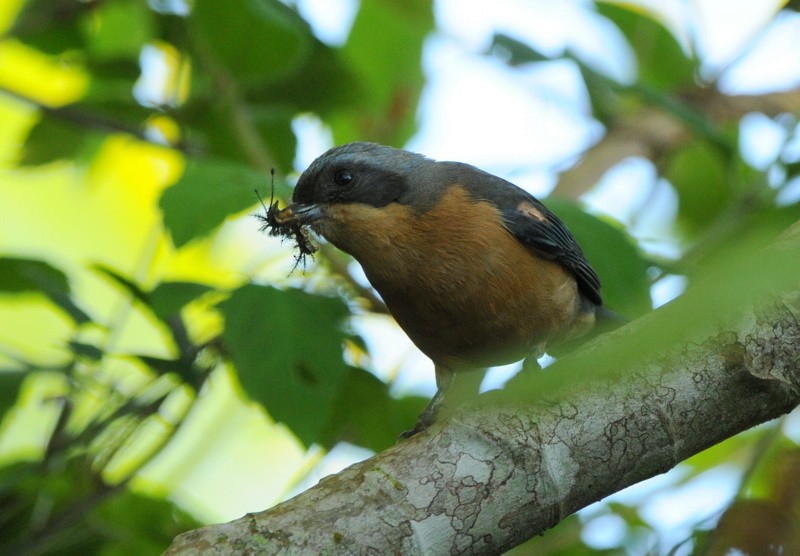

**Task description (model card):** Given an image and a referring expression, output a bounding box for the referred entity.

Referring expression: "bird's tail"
[595,305,629,325]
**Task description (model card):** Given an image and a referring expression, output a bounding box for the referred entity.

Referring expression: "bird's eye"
[333,169,353,186]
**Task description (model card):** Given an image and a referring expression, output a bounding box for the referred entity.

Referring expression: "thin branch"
[188,30,277,173]
[0,86,202,155]
[6,390,196,556]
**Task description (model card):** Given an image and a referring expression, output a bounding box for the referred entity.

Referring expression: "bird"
[276,142,606,436]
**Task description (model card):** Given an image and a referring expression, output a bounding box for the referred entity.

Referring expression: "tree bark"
[165,286,800,555]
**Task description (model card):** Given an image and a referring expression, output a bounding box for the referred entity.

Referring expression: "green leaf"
[159,159,268,247]
[320,368,428,451]
[93,268,211,334]
[9,0,87,55]
[246,41,362,117]
[182,104,297,173]
[88,491,202,555]
[191,0,312,85]
[0,461,200,555]
[47,292,93,324]
[0,370,26,424]
[596,2,698,91]
[0,258,91,324]
[133,355,197,385]
[665,141,731,234]
[489,33,551,66]
[20,115,105,166]
[68,341,103,361]
[92,264,149,304]
[149,282,213,320]
[218,285,350,446]
[82,59,144,106]
[251,108,298,174]
[505,515,602,555]
[0,257,70,294]
[331,0,432,144]
[79,0,154,61]
[342,0,431,109]
[546,199,651,317]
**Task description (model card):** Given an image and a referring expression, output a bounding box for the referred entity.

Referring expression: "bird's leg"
[521,352,543,373]
[400,365,484,439]
[399,367,451,439]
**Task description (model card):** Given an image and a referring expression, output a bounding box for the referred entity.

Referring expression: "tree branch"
[166,301,799,553]
[166,227,800,555]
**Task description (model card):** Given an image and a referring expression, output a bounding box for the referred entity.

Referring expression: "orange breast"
[315,186,590,370]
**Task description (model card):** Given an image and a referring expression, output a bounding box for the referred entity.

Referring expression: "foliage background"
[0,0,799,554]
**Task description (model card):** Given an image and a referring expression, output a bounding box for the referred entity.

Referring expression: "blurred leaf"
[46,292,93,324]
[506,514,621,555]
[132,355,205,390]
[87,58,142,83]
[785,160,800,182]
[182,104,296,172]
[331,0,432,144]
[79,0,154,61]
[596,2,697,92]
[9,0,88,54]
[150,282,213,320]
[0,457,97,554]
[546,199,651,317]
[245,41,362,117]
[738,432,800,500]
[487,32,623,126]
[93,264,149,304]
[683,427,759,474]
[68,340,103,361]
[342,0,430,108]
[665,141,731,233]
[0,257,70,294]
[606,502,651,530]
[320,368,428,451]
[0,462,41,548]
[0,370,26,424]
[489,33,551,65]
[191,0,312,85]
[82,59,145,110]
[93,270,211,337]
[133,355,186,376]
[0,460,199,555]
[218,285,350,446]
[680,214,800,324]
[86,491,202,556]
[159,159,268,247]
[0,257,92,323]
[250,108,298,174]
[701,499,797,556]
[686,442,800,554]
[20,115,105,166]
[92,267,212,346]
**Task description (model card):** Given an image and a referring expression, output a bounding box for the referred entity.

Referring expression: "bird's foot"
[398,390,444,440]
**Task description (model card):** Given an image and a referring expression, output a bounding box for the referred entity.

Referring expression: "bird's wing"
[499,196,602,305]
[437,161,603,305]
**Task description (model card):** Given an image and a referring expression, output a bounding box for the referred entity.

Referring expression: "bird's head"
[282,142,438,227]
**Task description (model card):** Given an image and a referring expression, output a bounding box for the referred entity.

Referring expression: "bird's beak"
[277,203,324,226]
